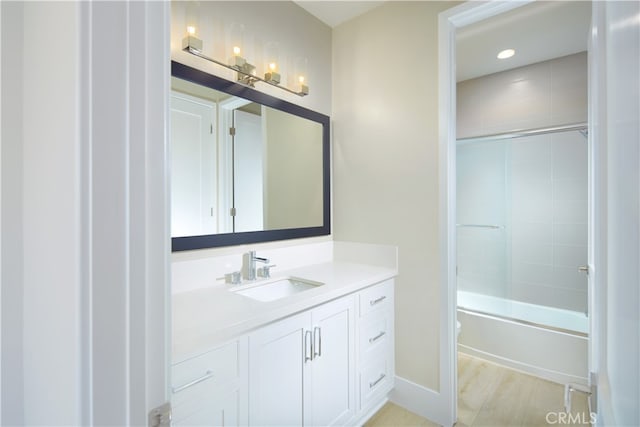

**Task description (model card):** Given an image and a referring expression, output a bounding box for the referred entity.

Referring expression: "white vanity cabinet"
[171,274,396,427]
[248,295,356,426]
[356,279,395,413]
[171,339,248,426]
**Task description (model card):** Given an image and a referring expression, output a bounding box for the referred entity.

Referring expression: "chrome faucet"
[242,251,269,281]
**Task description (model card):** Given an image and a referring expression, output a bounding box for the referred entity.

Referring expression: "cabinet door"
[310,296,356,426]
[173,387,240,426]
[248,311,311,426]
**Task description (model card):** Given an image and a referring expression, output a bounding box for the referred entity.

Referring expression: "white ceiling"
[456,1,591,82]
[294,1,591,83]
[294,1,385,28]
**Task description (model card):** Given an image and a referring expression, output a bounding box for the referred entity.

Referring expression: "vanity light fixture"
[497,48,515,59]
[294,56,309,96]
[229,23,246,69]
[182,25,203,53]
[182,28,308,97]
[183,2,202,53]
[297,76,309,96]
[264,42,281,85]
[265,62,281,85]
[229,45,247,69]
[228,23,256,84]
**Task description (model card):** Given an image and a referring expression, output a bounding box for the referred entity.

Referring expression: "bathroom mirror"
[171,61,330,251]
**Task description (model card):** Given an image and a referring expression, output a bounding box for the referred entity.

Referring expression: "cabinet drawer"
[359,357,393,409]
[359,312,391,358]
[359,280,393,317]
[172,341,239,395]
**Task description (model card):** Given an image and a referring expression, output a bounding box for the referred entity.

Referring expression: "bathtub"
[457,290,589,388]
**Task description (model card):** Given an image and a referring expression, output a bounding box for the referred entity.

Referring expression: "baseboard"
[352,397,389,426]
[389,376,449,426]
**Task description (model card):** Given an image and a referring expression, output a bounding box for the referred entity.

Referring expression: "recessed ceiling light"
[497,49,515,59]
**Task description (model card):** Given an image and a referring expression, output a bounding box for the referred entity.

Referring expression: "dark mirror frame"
[171,61,331,251]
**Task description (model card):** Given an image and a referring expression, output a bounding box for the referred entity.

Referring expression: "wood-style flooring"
[365,402,440,427]
[365,353,591,427]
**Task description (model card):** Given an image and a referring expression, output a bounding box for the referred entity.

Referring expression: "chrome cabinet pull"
[172,370,213,394]
[369,373,386,389]
[456,224,502,229]
[304,330,313,363]
[313,327,322,358]
[370,296,387,306]
[369,331,386,343]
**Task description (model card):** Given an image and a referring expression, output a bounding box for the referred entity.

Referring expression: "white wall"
[0,2,2,422]
[1,2,82,424]
[333,1,458,392]
[1,2,170,424]
[22,3,82,424]
[1,2,24,424]
[593,1,640,425]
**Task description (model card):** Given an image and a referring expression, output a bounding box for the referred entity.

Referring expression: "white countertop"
[172,261,397,363]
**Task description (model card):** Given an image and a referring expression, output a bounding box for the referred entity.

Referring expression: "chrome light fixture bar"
[182,36,309,97]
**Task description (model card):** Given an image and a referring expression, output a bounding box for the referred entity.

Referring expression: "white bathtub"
[457,290,589,388]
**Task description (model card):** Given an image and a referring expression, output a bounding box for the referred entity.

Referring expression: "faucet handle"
[257,264,277,279]
[217,271,242,285]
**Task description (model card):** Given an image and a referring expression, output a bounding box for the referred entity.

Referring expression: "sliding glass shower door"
[456,126,589,325]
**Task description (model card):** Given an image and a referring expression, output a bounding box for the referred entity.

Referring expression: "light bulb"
[187,26,196,35]
[269,62,277,72]
[299,76,305,84]
[233,46,241,55]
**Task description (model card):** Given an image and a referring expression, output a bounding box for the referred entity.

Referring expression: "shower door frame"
[438,1,597,425]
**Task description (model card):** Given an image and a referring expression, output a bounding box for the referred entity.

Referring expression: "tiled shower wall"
[457,52,587,139]
[456,52,588,313]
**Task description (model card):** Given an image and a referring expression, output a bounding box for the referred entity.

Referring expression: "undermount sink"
[232,277,323,302]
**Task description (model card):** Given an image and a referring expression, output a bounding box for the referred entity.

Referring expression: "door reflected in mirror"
[170,68,326,248]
